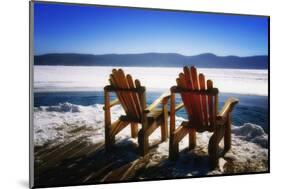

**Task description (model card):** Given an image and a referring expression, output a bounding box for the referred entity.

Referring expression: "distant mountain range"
[34,53,268,69]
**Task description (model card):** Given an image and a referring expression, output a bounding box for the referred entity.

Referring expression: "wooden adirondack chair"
[169,66,239,166]
[104,69,170,156]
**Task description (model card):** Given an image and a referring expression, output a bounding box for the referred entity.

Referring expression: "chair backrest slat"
[207,79,216,129]
[183,67,194,117]
[109,73,129,113]
[117,69,138,118]
[190,67,204,127]
[126,74,142,118]
[181,68,198,126]
[177,74,190,112]
[175,66,218,131]
[199,74,208,127]
[109,69,143,120]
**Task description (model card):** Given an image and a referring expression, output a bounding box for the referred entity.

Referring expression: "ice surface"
[34,66,268,95]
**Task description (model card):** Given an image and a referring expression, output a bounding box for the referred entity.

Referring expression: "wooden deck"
[34,132,268,188]
[34,136,159,187]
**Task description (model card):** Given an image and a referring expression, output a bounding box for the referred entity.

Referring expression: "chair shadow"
[34,138,140,187]
[34,137,227,187]
[133,148,213,179]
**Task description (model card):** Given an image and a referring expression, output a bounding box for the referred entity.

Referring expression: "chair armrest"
[144,92,171,113]
[168,102,184,115]
[218,97,239,119]
[103,98,120,110]
[175,102,184,112]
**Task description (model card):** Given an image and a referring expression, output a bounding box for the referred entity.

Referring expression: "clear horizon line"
[34,51,268,58]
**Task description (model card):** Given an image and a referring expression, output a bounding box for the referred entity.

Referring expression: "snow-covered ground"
[34,103,268,175]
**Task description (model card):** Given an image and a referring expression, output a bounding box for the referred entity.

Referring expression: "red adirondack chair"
[169,66,239,166]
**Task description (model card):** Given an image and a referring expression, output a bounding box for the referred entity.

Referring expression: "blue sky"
[34,2,268,56]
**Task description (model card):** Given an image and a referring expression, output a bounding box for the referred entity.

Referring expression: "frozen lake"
[34,66,268,96]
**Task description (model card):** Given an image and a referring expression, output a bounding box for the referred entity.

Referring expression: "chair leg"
[208,126,225,168]
[169,125,189,160]
[131,123,138,138]
[169,132,179,160]
[161,105,169,142]
[189,128,196,150]
[208,134,219,168]
[105,120,127,151]
[161,122,168,142]
[105,125,115,152]
[224,115,232,152]
[138,129,149,156]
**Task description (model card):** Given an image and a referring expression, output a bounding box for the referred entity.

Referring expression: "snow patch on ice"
[33,103,268,149]
[232,123,268,148]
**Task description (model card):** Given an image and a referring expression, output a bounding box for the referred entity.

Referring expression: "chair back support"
[107,69,145,121]
[173,66,218,131]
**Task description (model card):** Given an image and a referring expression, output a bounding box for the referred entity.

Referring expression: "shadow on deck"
[35,137,142,187]
[34,135,267,187]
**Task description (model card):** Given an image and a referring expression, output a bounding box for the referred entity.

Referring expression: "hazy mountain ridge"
[34,53,268,69]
